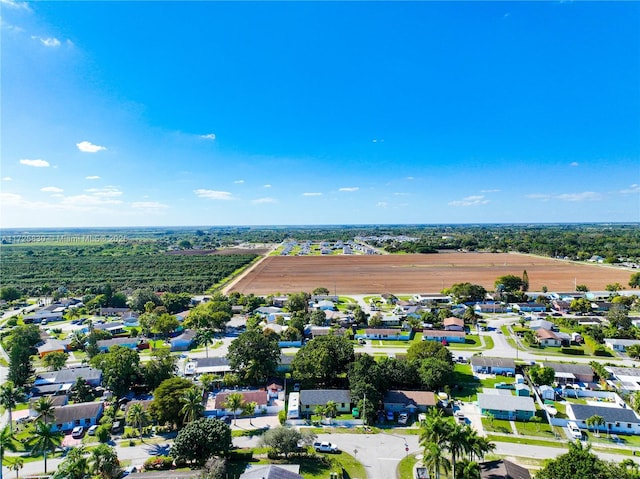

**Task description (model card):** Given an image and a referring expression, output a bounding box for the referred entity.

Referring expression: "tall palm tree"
[466,429,495,462]
[180,388,204,424]
[446,422,470,479]
[126,402,149,440]
[324,401,338,419]
[90,444,121,479]
[69,330,87,352]
[0,383,20,434]
[6,457,23,479]
[223,392,244,425]
[423,441,450,479]
[196,329,216,358]
[455,458,480,479]
[33,396,56,425]
[30,421,63,474]
[0,425,18,479]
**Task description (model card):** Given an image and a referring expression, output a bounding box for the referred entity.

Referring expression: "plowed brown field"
[227,253,634,294]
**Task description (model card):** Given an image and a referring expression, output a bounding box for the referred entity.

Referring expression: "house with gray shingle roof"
[568,403,640,435]
[480,459,531,479]
[471,357,516,375]
[52,402,104,432]
[240,465,302,479]
[299,389,351,416]
[477,393,535,421]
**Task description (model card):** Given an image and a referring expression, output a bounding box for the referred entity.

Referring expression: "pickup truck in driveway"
[313,441,339,453]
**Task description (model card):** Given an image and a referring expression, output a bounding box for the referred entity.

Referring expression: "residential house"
[96,337,143,352]
[443,317,464,332]
[607,367,640,392]
[92,321,126,335]
[480,460,531,479]
[474,303,509,314]
[568,403,640,435]
[551,300,571,313]
[170,329,197,351]
[186,357,231,377]
[37,339,70,358]
[421,330,466,343]
[477,393,536,421]
[51,402,104,432]
[277,354,295,374]
[471,357,516,375]
[299,389,351,416]
[383,390,437,413]
[604,338,640,352]
[536,329,562,347]
[512,303,546,313]
[312,300,336,311]
[359,328,411,341]
[34,367,103,388]
[240,465,302,479]
[381,294,398,305]
[380,314,402,327]
[413,293,452,305]
[98,307,131,317]
[543,362,594,384]
[29,395,68,417]
[121,311,140,326]
[213,390,268,415]
[23,311,64,324]
[528,319,556,331]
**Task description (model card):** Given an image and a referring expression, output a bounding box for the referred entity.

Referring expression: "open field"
[227,252,634,294]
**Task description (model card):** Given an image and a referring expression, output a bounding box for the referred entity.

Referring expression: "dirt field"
[227,252,635,295]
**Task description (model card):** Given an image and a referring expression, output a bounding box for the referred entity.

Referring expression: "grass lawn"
[449,364,482,401]
[486,434,565,449]
[482,418,512,434]
[397,453,419,479]
[447,335,481,349]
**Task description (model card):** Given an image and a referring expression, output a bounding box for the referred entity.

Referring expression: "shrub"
[143,456,173,471]
[594,346,613,357]
[278,409,286,425]
[561,347,585,355]
[96,425,110,443]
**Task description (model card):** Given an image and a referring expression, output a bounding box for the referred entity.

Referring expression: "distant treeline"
[1,245,257,295]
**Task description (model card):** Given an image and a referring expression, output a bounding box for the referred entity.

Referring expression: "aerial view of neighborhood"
[1,224,640,479]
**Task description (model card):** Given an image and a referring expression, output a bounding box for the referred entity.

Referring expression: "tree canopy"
[292,335,355,387]
[226,329,280,385]
[90,345,141,398]
[149,377,198,428]
[170,418,231,466]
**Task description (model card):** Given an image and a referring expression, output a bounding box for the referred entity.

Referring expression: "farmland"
[227,252,635,295]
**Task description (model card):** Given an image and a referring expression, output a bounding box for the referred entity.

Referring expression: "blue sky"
[1,1,639,228]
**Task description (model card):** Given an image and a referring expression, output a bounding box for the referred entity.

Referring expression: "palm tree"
[179,388,204,424]
[126,402,149,440]
[52,446,89,479]
[69,330,87,352]
[466,431,495,462]
[196,329,216,358]
[30,421,63,474]
[455,458,480,479]
[586,414,605,437]
[324,401,338,419]
[223,392,244,425]
[243,401,258,425]
[423,441,450,479]
[446,422,470,479]
[0,425,18,479]
[0,383,20,434]
[90,444,121,479]
[6,457,23,479]
[33,396,56,425]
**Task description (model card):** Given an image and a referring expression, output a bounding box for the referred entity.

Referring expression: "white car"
[567,421,582,439]
[87,425,99,436]
[313,441,339,453]
[71,426,84,438]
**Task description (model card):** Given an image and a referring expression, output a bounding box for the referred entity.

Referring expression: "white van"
[567,421,582,439]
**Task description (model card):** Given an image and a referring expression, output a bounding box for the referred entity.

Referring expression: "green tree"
[0,286,21,302]
[226,329,280,385]
[312,287,330,296]
[324,401,338,418]
[576,284,590,292]
[90,345,141,398]
[418,358,454,391]
[291,335,355,387]
[129,289,162,312]
[608,304,631,330]
[223,392,244,424]
[0,425,18,479]
[143,348,177,390]
[180,388,204,423]
[69,330,87,352]
[42,351,69,371]
[629,272,640,289]
[196,329,217,359]
[368,312,383,328]
[7,325,39,389]
[259,426,316,459]
[285,292,310,313]
[29,421,63,474]
[528,365,556,386]
[522,270,530,292]
[126,402,149,440]
[309,309,327,326]
[52,446,89,479]
[536,440,629,479]
[154,313,180,338]
[407,340,453,364]
[162,292,192,314]
[627,344,640,360]
[0,382,20,434]
[70,377,95,403]
[571,298,593,314]
[90,444,121,479]
[585,415,605,436]
[149,377,195,428]
[169,418,231,466]
[495,275,524,292]
[6,456,24,479]
[442,283,487,304]
[33,396,56,424]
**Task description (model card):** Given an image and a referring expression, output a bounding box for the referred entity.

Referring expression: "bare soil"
[227,252,634,295]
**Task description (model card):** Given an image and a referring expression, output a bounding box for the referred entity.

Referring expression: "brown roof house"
[383,390,437,413]
[443,317,465,331]
[480,459,531,479]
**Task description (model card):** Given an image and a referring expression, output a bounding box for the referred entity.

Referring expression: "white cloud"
[339,187,359,192]
[1,0,31,10]
[32,36,61,47]
[2,177,12,181]
[19,158,49,167]
[263,184,272,188]
[61,195,122,206]
[394,192,409,196]
[200,133,216,140]
[85,176,101,180]
[527,191,602,202]
[448,195,490,207]
[252,197,277,204]
[131,201,169,209]
[194,189,234,200]
[406,176,414,180]
[85,186,122,197]
[480,189,501,193]
[619,184,640,194]
[570,161,579,167]
[40,186,64,193]
[377,201,389,208]
[76,141,107,153]
[234,180,245,184]
[302,192,322,197]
